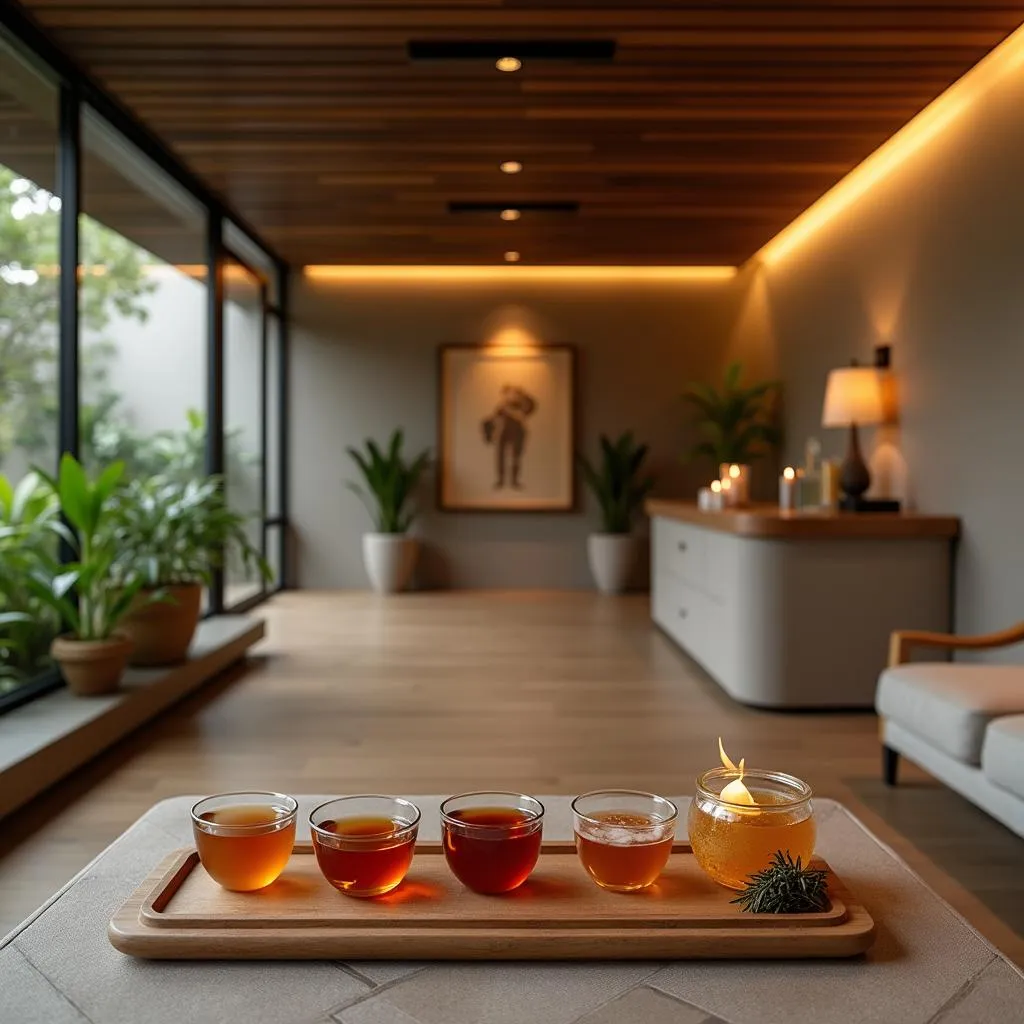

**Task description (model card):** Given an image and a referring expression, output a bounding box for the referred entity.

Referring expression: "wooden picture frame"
[438,345,576,512]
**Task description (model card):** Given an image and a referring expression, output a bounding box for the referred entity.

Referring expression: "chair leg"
[883,745,900,787]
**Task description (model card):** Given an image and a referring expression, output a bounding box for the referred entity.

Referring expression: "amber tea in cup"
[572,791,677,892]
[310,796,420,898]
[191,792,297,892]
[689,767,816,890]
[441,792,544,894]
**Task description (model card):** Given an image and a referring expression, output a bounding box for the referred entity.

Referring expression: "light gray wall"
[290,276,746,589]
[732,58,1024,662]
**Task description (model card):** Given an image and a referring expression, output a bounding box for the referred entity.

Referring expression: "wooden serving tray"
[109,842,875,960]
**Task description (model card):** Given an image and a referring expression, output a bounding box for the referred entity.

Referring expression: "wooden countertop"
[645,500,961,539]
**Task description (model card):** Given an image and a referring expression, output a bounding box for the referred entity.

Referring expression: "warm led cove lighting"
[756,20,1024,266]
[304,265,738,283]
[500,160,523,175]
[504,251,521,263]
[496,57,522,73]
[500,208,521,222]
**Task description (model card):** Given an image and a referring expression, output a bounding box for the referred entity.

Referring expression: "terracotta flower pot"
[120,583,203,666]
[51,634,134,696]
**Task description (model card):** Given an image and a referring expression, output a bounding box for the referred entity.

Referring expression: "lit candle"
[726,464,750,506]
[718,738,756,806]
[719,476,735,508]
[779,466,797,511]
[687,740,817,890]
[709,479,724,511]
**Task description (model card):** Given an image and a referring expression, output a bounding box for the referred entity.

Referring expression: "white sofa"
[876,623,1024,838]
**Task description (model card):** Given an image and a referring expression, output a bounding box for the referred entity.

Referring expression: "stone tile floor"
[2,796,1022,1024]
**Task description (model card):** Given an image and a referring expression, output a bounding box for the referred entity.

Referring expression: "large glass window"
[0,20,287,713]
[223,254,266,605]
[79,108,207,481]
[0,39,61,696]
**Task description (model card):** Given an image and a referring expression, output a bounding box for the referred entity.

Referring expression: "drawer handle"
[678,608,688,619]
[677,541,687,552]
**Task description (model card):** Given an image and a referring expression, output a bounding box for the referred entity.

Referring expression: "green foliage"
[0,472,69,688]
[0,165,154,469]
[683,362,781,466]
[110,474,270,588]
[29,454,150,641]
[731,851,830,914]
[346,430,430,534]
[82,406,253,486]
[577,432,655,535]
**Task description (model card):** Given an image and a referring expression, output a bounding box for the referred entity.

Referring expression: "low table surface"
[2,796,1022,1024]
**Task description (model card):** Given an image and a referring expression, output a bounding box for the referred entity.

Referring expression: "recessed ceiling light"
[500,208,521,221]
[496,56,522,73]
[500,160,523,175]
[504,251,521,262]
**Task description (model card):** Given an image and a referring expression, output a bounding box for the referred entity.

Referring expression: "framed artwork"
[438,344,576,512]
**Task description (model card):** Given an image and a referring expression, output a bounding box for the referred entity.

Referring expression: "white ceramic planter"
[587,533,639,595]
[362,533,418,594]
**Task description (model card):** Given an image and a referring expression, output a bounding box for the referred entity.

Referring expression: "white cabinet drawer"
[653,573,710,655]
[653,517,706,588]
[654,569,736,681]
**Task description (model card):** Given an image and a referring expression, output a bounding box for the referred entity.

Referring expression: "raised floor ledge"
[0,617,265,819]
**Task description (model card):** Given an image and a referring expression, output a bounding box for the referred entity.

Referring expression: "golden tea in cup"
[572,791,677,892]
[191,792,297,892]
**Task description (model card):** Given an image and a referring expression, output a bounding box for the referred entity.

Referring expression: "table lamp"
[821,362,885,509]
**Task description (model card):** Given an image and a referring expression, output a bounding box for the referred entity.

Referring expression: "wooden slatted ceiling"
[12,1,1024,266]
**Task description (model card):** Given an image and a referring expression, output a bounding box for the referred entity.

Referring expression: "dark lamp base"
[840,497,902,513]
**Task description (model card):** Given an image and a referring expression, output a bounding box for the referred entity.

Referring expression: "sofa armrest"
[888,621,1024,667]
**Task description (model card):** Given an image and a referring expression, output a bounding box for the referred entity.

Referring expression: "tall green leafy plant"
[110,474,270,587]
[577,432,656,535]
[346,430,430,534]
[683,362,781,466]
[29,455,149,641]
[0,472,68,685]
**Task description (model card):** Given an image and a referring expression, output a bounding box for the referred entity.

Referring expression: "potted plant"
[346,429,430,594]
[577,432,655,594]
[29,455,149,695]
[683,362,781,501]
[0,472,67,686]
[111,474,270,666]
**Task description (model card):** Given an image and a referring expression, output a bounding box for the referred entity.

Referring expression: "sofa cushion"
[876,663,1024,764]
[982,715,1024,800]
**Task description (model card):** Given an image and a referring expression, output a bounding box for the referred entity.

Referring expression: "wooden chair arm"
[888,621,1024,667]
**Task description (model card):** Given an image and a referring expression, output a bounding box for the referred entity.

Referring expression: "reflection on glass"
[224,256,265,606]
[0,36,61,695]
[79,106,207,482]
[266,313,282,519]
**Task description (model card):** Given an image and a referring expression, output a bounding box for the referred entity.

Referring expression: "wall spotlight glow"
[504,251,521,262]
[496,57,522,73]
[500,208,521,222]
[500,160,523,175]
[756,20,1024,266]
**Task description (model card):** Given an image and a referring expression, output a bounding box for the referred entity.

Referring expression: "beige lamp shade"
[821,366,885,427]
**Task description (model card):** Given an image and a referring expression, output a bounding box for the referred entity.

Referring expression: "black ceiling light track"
[448,201,580,214]
[408,40,616,62]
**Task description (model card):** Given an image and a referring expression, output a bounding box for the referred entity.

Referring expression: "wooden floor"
[1,592,1021,964]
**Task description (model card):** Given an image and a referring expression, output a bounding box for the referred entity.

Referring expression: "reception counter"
[647,501,960,708]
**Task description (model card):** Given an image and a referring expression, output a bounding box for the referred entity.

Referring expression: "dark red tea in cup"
[441,793,544,894]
